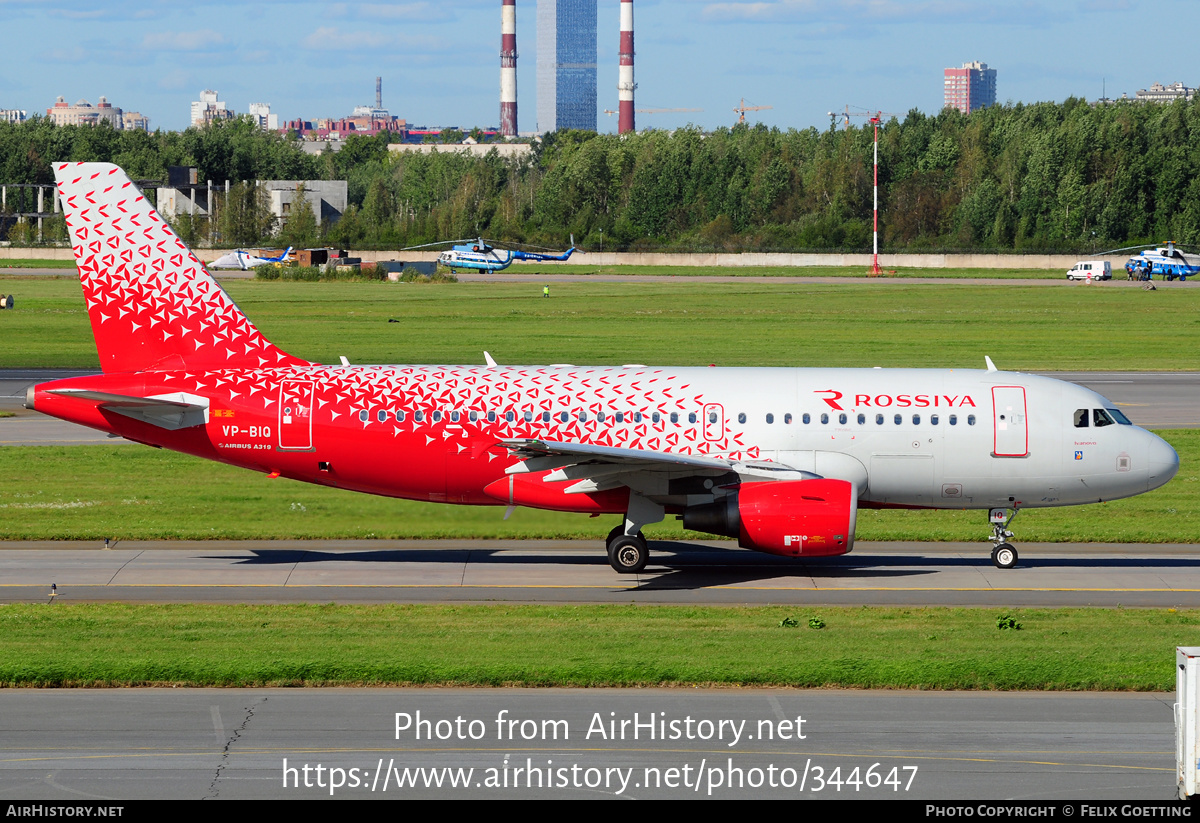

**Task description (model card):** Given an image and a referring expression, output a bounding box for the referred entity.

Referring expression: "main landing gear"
[605,493,664,574]
[988,506,1020,569]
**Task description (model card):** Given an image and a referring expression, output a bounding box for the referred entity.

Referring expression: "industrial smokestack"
[375,76,382,110]
[618,0,635,134]
[500,0,518,137]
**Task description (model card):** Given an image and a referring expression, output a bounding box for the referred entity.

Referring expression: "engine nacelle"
[682,479,857,557]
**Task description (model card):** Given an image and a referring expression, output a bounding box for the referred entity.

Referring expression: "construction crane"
[733,98,772,124]
[829,107,902,276]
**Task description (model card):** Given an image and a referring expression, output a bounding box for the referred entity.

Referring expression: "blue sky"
[1,0,1196,134]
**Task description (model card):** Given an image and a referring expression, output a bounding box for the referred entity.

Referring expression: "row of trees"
[4,96,1200,252]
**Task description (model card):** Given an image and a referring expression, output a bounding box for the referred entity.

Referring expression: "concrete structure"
[191,90,233,128]
[617,0,635,134]
[388,142,532,159]
[286,79,405,140]
[0,109,26,124]
[536,0,597,132]
[944,61,996,114]
[248,103,278,131]
[46,96,125,127]
[500,0,518,137]
[261,180,348,227]
[121,111,150,132]
[1136,82,1195,103]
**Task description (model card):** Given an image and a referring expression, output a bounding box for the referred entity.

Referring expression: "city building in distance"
[46,96,148,131]
[1,109,26,124]
[1136,82,1195,103]
[248,103,278,131]
[191,90,233,128]
[943,61,996,114]
[537,0,597,132]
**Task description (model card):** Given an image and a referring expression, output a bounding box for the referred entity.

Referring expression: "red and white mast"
[500,0,518,137]
[869,112,882,276]
[618,0,635,134]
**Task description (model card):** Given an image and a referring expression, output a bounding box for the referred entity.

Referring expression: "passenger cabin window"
[1074,409,1089,428]
[467,411,476,422]
[894,414,902,425]
[579,412,588,422]
[967,415,976,426]
[635,412,644,423]
[432,411,442,422]
[377,410,388,422]
[738,413,747,424]
[415,411,425,422]
[505,411,514,422]
[820,413,829,424]
[359,410,368,422]
[784,413,792,424]
[802,413,811,424]
[597,412,606,423]
[688,412,697,424]
[652,413,660,423]
[710,412,719,424]
[397,411,406,422]
[1093,409,1116,428]
[912,414,920,425]
[949,414,957,426]
[542,411,550,422]
[670,412,679,424]
[876,414,884,425]
[524,411,533,422]
[559,412,569,423]
[615,412,624,423]
[838,413,847,424]
[450,411,460,423]
[766,413,774,424]
[931,414,939,426]
[487,411,496,423]
[857,413,865,425]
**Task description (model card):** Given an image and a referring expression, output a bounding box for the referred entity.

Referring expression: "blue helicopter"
[1117,241,1198,281]
[400,237,576,273]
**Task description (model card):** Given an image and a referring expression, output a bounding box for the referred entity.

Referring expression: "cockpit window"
[1093,408,1116,428]
[1073,409,1089,428]
[1107,408,1132,425]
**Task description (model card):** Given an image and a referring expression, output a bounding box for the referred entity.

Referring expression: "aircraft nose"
[1145,432,1180,492]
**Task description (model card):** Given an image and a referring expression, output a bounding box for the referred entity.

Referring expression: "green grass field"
[0,430,1195,542]
[507,262,1066,279]
[2,275,1197,371]
[0,603,1190,689]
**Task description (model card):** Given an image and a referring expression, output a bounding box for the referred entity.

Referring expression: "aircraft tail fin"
[54,162,307,374]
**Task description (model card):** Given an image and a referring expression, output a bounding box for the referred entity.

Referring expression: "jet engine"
[682,478,857,557]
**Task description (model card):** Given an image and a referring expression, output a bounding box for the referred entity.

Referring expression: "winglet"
[985,356,998,372]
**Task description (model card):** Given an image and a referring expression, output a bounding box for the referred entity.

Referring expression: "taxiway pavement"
[2,540,1199,607]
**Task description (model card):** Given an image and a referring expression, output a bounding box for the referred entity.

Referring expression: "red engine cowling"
[682,479,857,557]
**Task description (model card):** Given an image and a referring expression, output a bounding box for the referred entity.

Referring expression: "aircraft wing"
[500,437,816,495]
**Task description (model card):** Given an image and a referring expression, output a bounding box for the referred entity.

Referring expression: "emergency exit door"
[279,380,315,451]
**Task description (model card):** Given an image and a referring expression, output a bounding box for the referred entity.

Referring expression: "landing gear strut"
[605,493,664,574]
[988,506,1019,569]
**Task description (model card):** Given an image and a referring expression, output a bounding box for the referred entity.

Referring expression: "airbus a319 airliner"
[27,163,1180,572]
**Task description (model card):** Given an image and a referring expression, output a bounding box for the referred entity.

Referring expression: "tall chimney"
[500,0,518,137]
[375,76,382,110]
[618,0,635,134]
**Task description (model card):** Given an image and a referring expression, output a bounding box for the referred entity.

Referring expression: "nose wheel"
[988,506,1020,569]
[991,543,1018,569]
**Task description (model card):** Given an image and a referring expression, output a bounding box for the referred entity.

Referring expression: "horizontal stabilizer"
[47,389,209,430]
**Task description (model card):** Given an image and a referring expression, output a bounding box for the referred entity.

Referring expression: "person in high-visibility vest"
[543,285,549,298]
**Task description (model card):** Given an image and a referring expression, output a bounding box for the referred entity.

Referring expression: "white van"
[1066,261,1111,281]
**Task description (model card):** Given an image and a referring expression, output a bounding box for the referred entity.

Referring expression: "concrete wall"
[0,246,1128,271]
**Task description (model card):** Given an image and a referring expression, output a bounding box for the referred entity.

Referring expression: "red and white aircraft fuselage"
[28,163,1180,572]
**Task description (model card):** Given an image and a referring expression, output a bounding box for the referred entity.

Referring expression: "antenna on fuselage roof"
[484,351,498,367]
[985,356,998,372]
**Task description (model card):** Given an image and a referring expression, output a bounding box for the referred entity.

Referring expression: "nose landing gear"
[988,506,1019,569]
